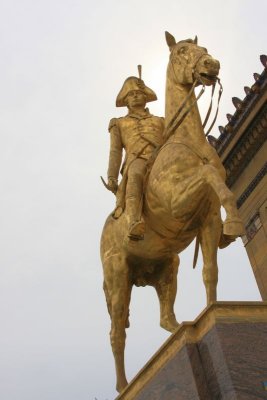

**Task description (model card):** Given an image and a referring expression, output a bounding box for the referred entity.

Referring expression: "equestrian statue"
[100,31,244,393]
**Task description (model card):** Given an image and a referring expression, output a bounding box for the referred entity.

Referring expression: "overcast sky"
[0,1,266,399]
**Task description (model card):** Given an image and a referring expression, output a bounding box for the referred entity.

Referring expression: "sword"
[100,176,109,190]
[101,176,118,194]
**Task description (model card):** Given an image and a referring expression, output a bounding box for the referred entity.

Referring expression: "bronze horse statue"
[100,32,244,393]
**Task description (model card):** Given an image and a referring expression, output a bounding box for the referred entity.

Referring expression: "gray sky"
[0,1,265,399]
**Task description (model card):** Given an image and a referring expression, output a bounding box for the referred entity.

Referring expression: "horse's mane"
[177,39,194,45]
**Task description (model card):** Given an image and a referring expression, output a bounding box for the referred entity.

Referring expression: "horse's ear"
[194,35,198,45]
[165,31,176,50]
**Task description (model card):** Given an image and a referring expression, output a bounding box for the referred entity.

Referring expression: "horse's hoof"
[219,233,236,249]
[160,318,179,333]
[207,299,216,305]
[223,218,245,237]
[116,378,128,393]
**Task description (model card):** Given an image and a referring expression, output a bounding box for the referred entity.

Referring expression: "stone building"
[215,55,267,300]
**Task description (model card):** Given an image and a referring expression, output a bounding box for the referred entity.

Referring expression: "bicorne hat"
[116,76,157,107]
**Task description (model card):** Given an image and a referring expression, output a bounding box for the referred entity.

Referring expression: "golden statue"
[105,69,165,240]
[100,32,244,393]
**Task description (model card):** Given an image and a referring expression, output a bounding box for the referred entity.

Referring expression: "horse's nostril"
[205,59,220,71]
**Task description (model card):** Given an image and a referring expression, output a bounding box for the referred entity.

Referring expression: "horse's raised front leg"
[199,204,221,304]
[103,254,132,393]
[200,164,244,237]
[154,254,180,333]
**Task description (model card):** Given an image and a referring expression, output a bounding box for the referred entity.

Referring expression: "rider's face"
[126,90,147,109]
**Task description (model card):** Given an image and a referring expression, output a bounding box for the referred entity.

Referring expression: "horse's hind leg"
[103,281,111,317]
[199,204,221,304]
[154,254,180,333]
[103,254,132,393]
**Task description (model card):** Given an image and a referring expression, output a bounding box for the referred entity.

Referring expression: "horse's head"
[165,31,220,86]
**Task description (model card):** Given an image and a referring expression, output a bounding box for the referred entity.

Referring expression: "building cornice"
[216,55,267,157]
[224,103,267,187]
[236,162,267,209]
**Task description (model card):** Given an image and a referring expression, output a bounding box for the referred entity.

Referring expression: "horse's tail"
[193,234,200,269]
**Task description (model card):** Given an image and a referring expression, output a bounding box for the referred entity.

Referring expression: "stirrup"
[128,220,145,241]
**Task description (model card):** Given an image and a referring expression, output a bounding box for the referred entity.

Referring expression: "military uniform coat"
[108,109,164,179]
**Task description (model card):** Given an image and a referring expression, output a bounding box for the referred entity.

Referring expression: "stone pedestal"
[117,302,267,400]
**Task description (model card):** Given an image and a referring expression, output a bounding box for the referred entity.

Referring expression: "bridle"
[164,49,223,143]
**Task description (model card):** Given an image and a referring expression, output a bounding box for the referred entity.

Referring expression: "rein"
[165,52,223,143]
[164,80,205,142]
[204,78,223,137]
[146,73,223,173]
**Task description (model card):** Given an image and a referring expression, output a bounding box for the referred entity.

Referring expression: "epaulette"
[108,118,118,132]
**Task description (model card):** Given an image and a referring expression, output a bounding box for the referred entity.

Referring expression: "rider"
[106,72,164,240]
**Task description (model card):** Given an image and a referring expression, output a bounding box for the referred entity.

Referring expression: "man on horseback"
[106,71,164,240]
[101,34,246,394]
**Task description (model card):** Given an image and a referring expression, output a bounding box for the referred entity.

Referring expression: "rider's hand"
[107,177,118,194]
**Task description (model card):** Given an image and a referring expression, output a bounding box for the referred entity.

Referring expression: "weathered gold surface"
[116,301,267,400]
[218,73,267,300]
[101,32,244,393]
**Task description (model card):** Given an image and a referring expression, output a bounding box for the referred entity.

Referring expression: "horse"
[100,31,244,393]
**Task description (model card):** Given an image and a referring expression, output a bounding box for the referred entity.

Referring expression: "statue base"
[116,302,267,400]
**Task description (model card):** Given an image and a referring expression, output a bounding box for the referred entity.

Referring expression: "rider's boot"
[129,218,145,240]
[125,159,147,240]
[126,196,145,241]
